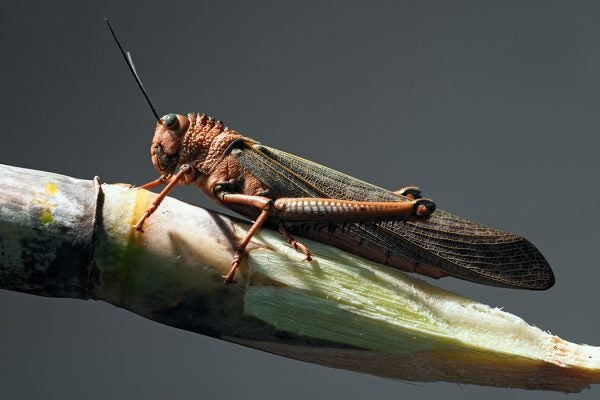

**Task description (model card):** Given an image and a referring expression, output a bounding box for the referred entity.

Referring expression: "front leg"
[140,175,169,190]
[135,164,193,231]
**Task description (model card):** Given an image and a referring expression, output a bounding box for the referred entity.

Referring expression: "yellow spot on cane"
[39,209,53,224]
[32,182,59,225]
[132,189,152,232]
[45,182,59,196]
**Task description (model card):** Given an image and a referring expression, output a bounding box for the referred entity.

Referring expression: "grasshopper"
[107,21,554,290]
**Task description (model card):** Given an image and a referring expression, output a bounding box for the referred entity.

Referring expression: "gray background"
[1,1,599,398]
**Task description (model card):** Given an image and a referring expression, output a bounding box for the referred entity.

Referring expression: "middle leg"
[278,223,313,261]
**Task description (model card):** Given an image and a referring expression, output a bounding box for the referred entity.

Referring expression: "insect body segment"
[137,113,436,283]
[134,112,554,289]
[106,21,554,290]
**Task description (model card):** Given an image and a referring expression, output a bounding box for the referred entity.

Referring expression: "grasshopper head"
[150,113,190,177]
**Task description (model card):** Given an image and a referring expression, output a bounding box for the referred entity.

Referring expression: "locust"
[106,20,555,290]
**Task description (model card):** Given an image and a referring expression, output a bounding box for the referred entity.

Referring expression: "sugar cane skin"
[137,112,554,290]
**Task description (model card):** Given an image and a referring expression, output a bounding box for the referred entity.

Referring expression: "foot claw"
[221,274,236,284]
[292,241,313,261]
[222,256,242,284]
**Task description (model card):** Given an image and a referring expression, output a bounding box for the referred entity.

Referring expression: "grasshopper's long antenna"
[126,51,144,89]
[105,18,162,123]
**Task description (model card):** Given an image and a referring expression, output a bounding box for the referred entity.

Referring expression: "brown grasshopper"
[107,20,555,289]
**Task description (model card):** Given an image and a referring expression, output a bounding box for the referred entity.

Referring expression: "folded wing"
[234,142,554,290]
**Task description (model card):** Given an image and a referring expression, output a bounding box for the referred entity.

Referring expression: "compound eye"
[163,113,179,128]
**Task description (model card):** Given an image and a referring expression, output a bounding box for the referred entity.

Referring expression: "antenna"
[126,51,144,89]
[105,18,162,123]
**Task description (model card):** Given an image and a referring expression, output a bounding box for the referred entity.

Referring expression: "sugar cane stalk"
[0,163,599,392]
